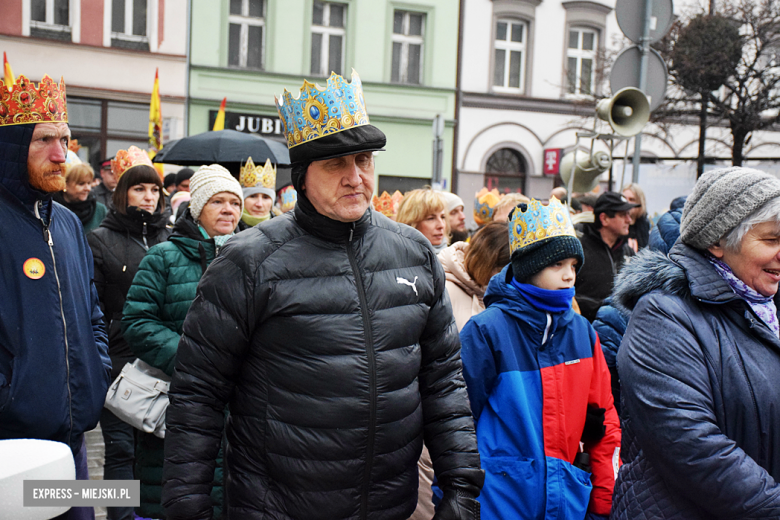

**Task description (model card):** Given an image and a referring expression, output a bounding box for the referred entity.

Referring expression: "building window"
[311,2,346,76]
[567,27,598,96]
[111,0,149,50]
[229,0,265,69]
[391,10,425,85]
[485,148,526,194]
[29,0,71,40]
[493,19,527,92]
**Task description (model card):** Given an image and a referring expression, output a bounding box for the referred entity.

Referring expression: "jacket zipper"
[349,224,376,520]
[36,202,73,443]
[142,221,149,250]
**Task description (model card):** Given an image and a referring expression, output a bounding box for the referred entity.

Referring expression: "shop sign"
[543,148,562,176]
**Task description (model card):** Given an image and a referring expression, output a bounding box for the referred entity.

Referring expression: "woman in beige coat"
[411,221,511,520]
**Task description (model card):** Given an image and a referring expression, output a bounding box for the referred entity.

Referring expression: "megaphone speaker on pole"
[561,150,612,193]
[596,87,650,137]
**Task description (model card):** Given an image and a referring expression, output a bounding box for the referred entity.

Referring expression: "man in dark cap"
[575,191,639,321]
[0,74,110,519]
[92,156,116,208]
[162,72,483,520]
[173,167,194,193]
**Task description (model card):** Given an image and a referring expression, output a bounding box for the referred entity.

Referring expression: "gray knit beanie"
[189,164,244,220]
[680,167,780,250]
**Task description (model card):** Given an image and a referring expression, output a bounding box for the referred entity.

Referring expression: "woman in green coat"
[122,165,243,519]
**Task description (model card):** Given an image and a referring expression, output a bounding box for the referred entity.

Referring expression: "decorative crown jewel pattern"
[279,185,297,212]
[275,69,369,149]
[0,74,68,127]
[509,196,576,254]
[474,188,502,225]
[240,157,276,190]
[111,146,153,180]
[372,191,400,220]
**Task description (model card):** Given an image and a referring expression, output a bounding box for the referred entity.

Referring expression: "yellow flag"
[213,97,226,131]
[149,68,162,154]
[3,52,15,89]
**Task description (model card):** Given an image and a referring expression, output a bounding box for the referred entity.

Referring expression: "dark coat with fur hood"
[611,242,780,519]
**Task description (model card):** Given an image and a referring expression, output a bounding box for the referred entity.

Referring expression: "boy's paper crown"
[509,196,584,281]
[474,188,501,225]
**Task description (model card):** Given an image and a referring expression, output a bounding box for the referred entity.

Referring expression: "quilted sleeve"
[121,246,181,375]
[162,243,261,520]
[618,293,780,517]
[419,252,484,495]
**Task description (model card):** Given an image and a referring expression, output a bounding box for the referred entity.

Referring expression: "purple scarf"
[707,255,780,338]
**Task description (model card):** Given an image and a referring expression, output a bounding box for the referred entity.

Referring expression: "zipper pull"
[142,222,149,249]
[349,222,355,242]
[43,227,53,246]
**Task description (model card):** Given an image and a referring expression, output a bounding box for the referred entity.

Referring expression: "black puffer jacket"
[611,244,780,519]
[88,208,171,379]
[162,197,483,520]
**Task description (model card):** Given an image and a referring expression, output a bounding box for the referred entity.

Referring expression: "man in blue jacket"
[0,74,111,519]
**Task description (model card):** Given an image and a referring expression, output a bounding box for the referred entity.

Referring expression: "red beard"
[28,164,66,193]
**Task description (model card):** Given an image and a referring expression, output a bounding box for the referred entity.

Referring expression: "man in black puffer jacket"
[161,72,483,520]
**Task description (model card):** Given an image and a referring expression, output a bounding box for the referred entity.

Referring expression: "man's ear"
[708,241,725,258]
[598,212,608,226]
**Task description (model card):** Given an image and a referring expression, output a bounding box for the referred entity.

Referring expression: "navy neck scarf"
[510,278,575,313]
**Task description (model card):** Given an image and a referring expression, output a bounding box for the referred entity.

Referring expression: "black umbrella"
[153,129,290,167]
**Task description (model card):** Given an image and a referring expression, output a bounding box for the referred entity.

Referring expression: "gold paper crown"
[111,146,154,180]
[474,188,502,225]
[509,196,577,254]
[372,191,398,220]
[275,70,370,149]
[0,74,68,127]
[240,157,276,190]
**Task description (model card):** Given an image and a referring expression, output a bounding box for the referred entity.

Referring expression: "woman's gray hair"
[721,196,780,252]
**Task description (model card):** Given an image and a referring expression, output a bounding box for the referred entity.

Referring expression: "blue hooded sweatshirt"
[0,124,111,453]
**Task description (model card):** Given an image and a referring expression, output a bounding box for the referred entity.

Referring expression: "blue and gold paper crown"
[275,69,370,149]
[510,196,577,254]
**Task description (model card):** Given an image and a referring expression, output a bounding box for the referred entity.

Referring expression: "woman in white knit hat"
[121,164,242,519]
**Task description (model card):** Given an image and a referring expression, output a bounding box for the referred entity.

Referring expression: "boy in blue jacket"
[460,197,620,519]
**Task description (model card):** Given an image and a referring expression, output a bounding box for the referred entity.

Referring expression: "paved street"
[85,425,107,520]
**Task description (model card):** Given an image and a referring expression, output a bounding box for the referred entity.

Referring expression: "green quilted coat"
[122,211,223,519]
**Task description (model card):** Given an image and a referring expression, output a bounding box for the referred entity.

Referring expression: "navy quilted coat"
[161,196,483,520]
[611,243,780,519]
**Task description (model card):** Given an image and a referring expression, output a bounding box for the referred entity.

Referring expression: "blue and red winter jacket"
[460,265,620,519]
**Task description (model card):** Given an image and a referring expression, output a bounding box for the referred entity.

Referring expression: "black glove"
[581,406,606,442]
[433,488,480,520]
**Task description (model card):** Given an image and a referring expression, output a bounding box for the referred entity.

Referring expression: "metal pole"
[183,0,192,137]
[631,0,653,182]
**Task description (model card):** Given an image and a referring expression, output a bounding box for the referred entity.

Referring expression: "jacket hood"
[169,208,215,265]
[0,124,52,209]
[438,242,484,299]
[611,242,747,317]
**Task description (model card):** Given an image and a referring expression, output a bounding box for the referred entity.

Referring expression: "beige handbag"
[104,359,170,438]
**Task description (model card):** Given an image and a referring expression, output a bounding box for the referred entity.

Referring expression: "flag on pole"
[148,68,164,179]
[212,97,226,131]
[3,52,15,89]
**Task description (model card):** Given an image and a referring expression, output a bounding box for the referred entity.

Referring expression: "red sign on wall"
[543,148,563,176]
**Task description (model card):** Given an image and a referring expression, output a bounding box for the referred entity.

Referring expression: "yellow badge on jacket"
[23,258,45,279]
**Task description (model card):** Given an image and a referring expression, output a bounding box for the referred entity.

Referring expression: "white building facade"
[455,0,780,222]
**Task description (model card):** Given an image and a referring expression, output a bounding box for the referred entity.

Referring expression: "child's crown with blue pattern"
[274,69,370,150]
[509,196,577,255]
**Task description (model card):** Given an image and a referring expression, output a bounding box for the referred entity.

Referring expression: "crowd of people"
[3,69,780,520]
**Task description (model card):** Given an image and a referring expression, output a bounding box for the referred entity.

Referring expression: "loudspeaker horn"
[560,150,612,193]
[596,87,650,137]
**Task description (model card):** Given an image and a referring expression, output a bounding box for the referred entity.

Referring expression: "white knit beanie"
[440,191,465,213]
[189,164,244,220]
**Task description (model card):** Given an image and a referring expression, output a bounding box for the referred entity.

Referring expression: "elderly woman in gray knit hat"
[607,166,780,520]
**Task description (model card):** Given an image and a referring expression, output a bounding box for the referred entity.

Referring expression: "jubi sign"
[208,110,285,136]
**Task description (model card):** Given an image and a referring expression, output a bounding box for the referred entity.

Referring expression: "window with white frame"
[311,2,346,76]
[493,19,527,92]
[566,27,598,96]
[112,0,147,40]
[229,0,265,69]
[29,0,71,39]
[391,10,425,85]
